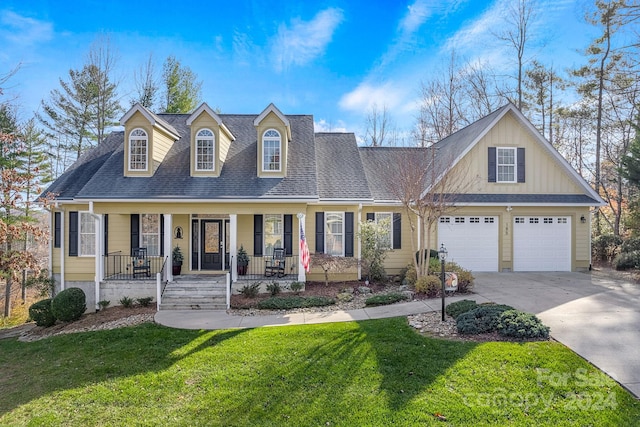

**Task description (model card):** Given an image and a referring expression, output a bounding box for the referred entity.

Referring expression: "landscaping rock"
[336,293,354,302]
[358,286,372,294]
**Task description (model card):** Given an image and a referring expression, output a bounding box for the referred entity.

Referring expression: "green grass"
[1,319,638,426]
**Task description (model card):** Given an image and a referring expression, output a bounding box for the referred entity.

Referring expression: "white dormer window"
[196,128,215,171]
[262,129,281,171]
[129,128,148,171]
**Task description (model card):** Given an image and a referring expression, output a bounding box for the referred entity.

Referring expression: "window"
[529,217,539,224]
[325,212,344,256]
[141,214,160,256]
[262,129,281,171]
[558,218,567,224]
[470,217,480,223]
[497,147,516,182]
[440,217,450,223]
[455,217,465,223]
[79,212,95,256]
[375,212,392,248]
[515,217,525,224]
[264,214,283,256]
[196,129,215,171]
[484,217,495,224]
[129,128,148,171]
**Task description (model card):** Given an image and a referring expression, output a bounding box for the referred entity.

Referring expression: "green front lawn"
[1,318,638,426]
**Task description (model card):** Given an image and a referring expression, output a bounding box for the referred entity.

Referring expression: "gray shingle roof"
[315,133,371,200]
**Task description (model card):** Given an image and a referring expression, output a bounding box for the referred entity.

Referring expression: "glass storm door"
[201,220,222,270]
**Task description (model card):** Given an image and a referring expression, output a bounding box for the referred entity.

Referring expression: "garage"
[437,216,499,272]
[513,216,571,271]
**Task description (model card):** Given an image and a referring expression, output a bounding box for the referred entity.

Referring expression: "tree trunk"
[4,277,12,318]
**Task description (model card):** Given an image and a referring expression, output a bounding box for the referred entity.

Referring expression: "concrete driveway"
[472,271,640,398]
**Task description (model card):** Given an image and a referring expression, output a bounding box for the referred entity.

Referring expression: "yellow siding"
[454,112,584,195]
[61,204,96,279]
[151,127,175,174]
[172,214,190,272]
[190,113,222,177]
[107,214,130,255]
[256,111,288,178]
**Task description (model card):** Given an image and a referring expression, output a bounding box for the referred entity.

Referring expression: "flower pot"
[237,264,248,276]
[172,264,182,276]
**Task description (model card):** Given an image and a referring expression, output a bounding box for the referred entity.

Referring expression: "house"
[43,102,604,309]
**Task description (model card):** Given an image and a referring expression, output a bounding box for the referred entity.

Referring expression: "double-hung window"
[262,129,281,171]
[264,214,283,256]
[497,147,516,182]
[141,214,160,256]
[79,212,96,256]
[375,212,392,249]
[196,129,215,171]
[129,128,148,171]
[325,212,344,256]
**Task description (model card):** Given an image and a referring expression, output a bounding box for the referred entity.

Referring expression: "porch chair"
[264,247,286,278]
[132,247,151,278]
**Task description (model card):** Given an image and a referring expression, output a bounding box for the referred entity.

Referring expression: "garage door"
[437,216,499,272]
[513,216,571,271]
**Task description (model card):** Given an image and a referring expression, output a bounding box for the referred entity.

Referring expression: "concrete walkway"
[155,271,640,398]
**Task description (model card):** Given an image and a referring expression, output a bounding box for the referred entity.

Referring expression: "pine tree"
[162,56,202,113]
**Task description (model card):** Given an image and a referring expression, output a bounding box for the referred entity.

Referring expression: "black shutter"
[68,211,78,256]
[366,213,374,222]
[54,212,61,248]
[315,212,324,253]
[104,214,108,254]
[517,147,525,183]
[160,215,165,256]
[393,213,401,249]
[284,214,292,256]
[488,147,496,182]
[130,214,139,256]
[254,215,263,256]
[345,212,354,257]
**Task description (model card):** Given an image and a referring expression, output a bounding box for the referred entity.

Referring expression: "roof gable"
[254,103,291,141]
[186,102,235,140]
[120,103,181,139]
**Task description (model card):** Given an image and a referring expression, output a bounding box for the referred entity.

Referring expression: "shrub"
[289,281,304,294]
[120,296,134,308]
[497,310,550,339]
[98,300,110,310]
[365,293,408,307]
[445,299,478,319]
[404,263,417,287]
[613,251,640,271]
[592,234,623,262]
[266,282,281,296]
[29,299,56,327]
[413,275,441,297]
[136,297,153,307]
[239,282,261,298]
[257,296,335,310]
[428,257,442,274]
[621,237,640,254]
[51,288,86,322]
[456,304,515,335]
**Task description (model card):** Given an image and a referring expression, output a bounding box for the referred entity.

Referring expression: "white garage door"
[437,216,499,272]
[513,216,571,271]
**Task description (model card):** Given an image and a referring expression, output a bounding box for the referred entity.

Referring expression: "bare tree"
[493,0,539,109]
[364,103,390,146]
[133,53,159,109]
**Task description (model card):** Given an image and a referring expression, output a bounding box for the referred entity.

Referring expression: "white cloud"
[339,81,407,114]
[0,10,53,46]
[271,7,344,73]
[399,0,432,35]
[314,119,348,133]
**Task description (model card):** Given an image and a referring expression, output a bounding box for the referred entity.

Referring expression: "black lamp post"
[438,243,448,321]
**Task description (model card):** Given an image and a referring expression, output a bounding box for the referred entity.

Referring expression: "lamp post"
[438,243,447,321]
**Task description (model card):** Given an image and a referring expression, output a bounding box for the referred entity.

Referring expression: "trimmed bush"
[403,263,417,287]
[29,298,56,327]
[257,296,335,310]
[266,282,281,296]
[239,282,261,298]
[456,304,514,335]
[414,275,441,297]
[365,293,408,307]
[614,251,640,271]
[51,288,86,322]
[445,299,478,319]
[120,296,134,308]
[621,237,640,254]
[497,310,550,339]
[136,297,153,307]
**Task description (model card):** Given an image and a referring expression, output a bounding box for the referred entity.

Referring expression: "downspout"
[357,204,362,280]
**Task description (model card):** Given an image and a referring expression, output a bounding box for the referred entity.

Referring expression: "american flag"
[300,221,310,272]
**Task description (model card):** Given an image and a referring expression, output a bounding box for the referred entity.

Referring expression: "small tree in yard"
[310,253,358,287]
[359,217,391,282]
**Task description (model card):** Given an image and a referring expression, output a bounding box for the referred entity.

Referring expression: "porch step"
[160,280,227,311]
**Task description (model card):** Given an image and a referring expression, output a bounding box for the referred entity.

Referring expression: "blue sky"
[0,0,596,138]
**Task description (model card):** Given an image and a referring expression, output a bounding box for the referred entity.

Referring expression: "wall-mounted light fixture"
[580,215,586,224]
[174,226,183,239]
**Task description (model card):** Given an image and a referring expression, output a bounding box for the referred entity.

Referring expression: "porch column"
[230,214,237,282]
[94,213,103,311]
[297,213,307,283]
[357,204,362,280]
[60,208,65,291]
[164,214,173,282]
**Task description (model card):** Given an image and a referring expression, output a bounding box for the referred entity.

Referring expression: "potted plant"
[172,245,184,276]
[237,245,249,275]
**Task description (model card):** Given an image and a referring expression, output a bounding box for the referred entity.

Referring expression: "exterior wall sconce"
[174,226,183,239]
[580,215,586,224]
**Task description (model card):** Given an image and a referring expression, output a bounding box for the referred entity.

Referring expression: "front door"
[201,220,222,270]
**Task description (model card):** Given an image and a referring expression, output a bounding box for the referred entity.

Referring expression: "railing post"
[156,272,161,311]
[226,272,231,310]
